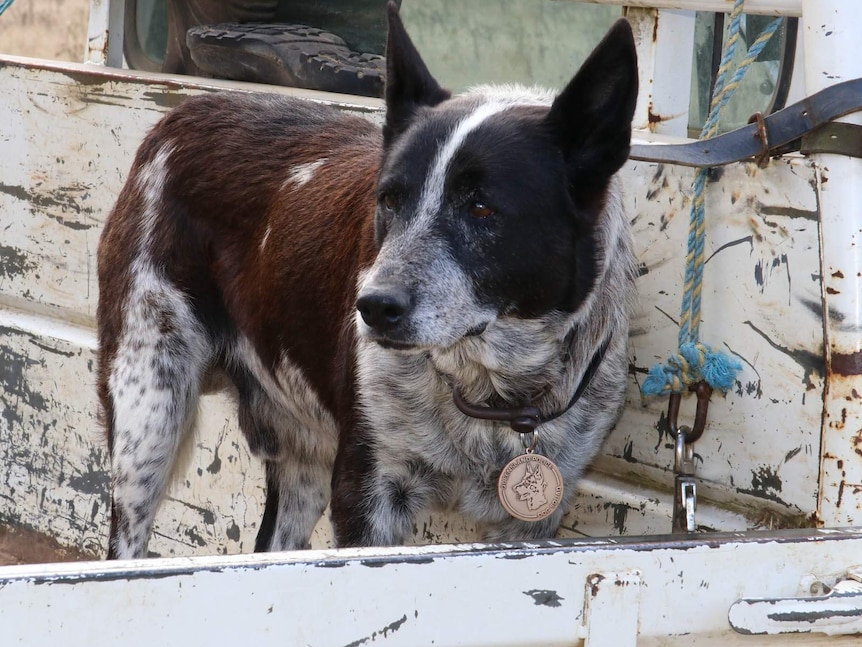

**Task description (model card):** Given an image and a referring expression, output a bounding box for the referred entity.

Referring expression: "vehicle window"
[400,1,620,93]
[125,3,795,137]
[124,0,620,95]
[688,12,796,136]
[128,0,167,71]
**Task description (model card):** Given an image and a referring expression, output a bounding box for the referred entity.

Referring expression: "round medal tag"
[497,453,564,522]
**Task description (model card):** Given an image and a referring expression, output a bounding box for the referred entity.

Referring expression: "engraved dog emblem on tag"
[498,453,564,522]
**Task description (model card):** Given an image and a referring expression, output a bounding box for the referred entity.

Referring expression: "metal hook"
[748,111,772,168]
[674,430,696,476]
[673,427,699,533]
[521,429,539,454]
[667,380,713,444]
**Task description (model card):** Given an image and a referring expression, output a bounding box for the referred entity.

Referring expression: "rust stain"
[784,446,802,463]
[747,215,765,242]
[853,429,862,458]
[87,30,110,65]
[588,573,606,598]
[751,466,782,494]
[0,181,96,226]
[142,89,189,111]
[738,465,788,506]
[611,502,628,534]
[756,202,818,221]
[647,101,669,132]
[743,320,824,389]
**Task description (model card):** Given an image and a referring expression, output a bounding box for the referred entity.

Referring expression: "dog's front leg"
[255,455,331,552]
[332,435,435,546]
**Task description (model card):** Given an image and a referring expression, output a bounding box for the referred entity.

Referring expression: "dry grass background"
[0,0,90,61]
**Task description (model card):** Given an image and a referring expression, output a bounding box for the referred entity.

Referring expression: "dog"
[97,3,638,558]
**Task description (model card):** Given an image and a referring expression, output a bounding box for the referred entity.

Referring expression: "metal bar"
[729,577,862,636]
[627,8,697,136]
[804,0,862,528]
[651,8,697,136]
[85,0,125,66]
[568,0,801,17]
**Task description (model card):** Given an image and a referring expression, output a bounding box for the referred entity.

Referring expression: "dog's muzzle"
[355,282,489,350]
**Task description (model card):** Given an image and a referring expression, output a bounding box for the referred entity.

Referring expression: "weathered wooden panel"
[0,57,831,558]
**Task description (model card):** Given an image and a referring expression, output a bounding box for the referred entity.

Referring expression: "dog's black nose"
[356,287,412,332]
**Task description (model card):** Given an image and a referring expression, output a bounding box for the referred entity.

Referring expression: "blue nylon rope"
[642,3,782,397]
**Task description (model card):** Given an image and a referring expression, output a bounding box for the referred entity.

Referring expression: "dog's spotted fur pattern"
[98,8,638,557]
[351,181,633,546]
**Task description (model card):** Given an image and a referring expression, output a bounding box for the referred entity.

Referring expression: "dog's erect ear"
[384,1,450,146]
[545,18,638,190]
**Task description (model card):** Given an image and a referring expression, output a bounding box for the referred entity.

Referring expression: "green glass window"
[124,1,796,136]
[688,12,796,136]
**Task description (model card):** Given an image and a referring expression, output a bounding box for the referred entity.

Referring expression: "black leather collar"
[452,336,611,435]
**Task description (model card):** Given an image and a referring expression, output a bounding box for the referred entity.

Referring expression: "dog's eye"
[380,192,397,211]
[469,201,495,219]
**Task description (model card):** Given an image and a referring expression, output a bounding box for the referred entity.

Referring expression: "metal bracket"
[672,431,698,533]
[581,571,643,647]
[729,566,862,636]
[668,383,711,533]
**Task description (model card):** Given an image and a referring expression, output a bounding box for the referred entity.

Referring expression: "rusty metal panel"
[591,155,824,534]
[0,315,104,555]
[85,0,124,66]
[0,56,835,559]
[2,529,862,646]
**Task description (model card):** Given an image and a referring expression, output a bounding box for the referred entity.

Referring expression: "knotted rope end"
[641,343,742,397]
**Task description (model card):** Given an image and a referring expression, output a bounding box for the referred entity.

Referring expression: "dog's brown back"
[98,94,381,557]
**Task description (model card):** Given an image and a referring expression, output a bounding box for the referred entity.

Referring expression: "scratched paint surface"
[589,158,824,533]
[0,58,831,558]
[3,530,862,646]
